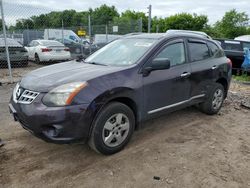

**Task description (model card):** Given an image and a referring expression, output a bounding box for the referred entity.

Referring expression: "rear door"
[143,39,192,117]
[188,38,224,98]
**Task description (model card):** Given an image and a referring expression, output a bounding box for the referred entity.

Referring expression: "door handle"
[180,72,191,78]
[211,65,217,70]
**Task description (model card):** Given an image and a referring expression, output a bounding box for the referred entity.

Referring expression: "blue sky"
[3,0,250,25]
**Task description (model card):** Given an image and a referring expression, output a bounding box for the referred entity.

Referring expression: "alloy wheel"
[212,89,223,110]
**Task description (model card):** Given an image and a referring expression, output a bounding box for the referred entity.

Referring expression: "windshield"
[85,38,156,66]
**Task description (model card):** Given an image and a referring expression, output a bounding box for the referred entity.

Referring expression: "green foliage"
[113,10,147,32]
[233,73,250,82]
[13,4,119,30]
[214,9,249,38]
[151,13,208,33]
[91,5,119,25]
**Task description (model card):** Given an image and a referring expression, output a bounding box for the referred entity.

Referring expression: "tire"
[88,102,135,155]
[35,53,40,64]
[198,83,225,115]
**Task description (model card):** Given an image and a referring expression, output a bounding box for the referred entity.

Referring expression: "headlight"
[43,82,88,106]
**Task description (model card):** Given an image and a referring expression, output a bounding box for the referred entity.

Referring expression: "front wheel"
[198,83,225,115]
[88,102,135,155]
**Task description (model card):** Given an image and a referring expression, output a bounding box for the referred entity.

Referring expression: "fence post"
[156,25,159,33]
[61,19,64,44]
[0,0,13,83]
[147,5,152,33]
[139,17,142,33]
[26,25,30,44]
[88,14,92,54]
[105,24,108,43]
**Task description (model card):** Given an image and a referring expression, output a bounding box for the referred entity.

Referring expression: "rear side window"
[243,42,250,49]
[224,41,242,51]
[207,41,223,57]
[155,42,186,66]
[188,42,210,62]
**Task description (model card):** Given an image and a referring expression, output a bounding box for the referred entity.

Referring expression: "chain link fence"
[0,0,143,83]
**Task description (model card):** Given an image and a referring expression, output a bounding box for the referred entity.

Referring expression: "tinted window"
[243,42,250,49]
[189,42,210,61]
[155,42,186,66]
[28,41,34,47]
[208,41,222,57]
[224,41,241,51]
[33,41,39,46]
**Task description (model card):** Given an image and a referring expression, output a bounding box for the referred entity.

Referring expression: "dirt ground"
[0,82,250,188]
[0,62,47,83]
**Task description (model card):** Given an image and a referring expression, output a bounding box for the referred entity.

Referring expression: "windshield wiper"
[86,62,107,66]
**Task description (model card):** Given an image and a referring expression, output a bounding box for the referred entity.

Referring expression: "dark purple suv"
[9,33,232,155]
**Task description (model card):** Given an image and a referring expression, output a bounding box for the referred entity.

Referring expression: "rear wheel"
[88,102,135,155]
[198,83,225,115]
[35,53,40,64]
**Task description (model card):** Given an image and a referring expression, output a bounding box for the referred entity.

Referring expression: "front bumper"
[9,95,92,144]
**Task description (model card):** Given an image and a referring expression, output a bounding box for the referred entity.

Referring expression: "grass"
[233,73,250,82]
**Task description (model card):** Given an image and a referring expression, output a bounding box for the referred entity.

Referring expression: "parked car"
[235,35,250,42]
[9,32,232,155]
[56,38,99,59]
[0,38,28,67]
[26,40,71,63]
[215,39,250,69]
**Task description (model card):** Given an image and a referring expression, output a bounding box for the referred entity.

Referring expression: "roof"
[166,29,211,39]
[124,33,167,40]
[124,32,212,40]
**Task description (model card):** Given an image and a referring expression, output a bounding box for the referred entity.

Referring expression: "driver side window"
[155,42,186,67]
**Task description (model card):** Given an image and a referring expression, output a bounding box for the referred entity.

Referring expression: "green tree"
[113,10,147,33]
[152,13,208,33]
[91,4,119,25]
[214,9,249,38]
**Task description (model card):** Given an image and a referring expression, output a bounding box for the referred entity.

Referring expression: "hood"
[20,60,125,92]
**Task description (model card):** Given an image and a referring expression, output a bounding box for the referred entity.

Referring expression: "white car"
[26,40,71,63]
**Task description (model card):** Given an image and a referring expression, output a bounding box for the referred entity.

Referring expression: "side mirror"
[142,58,170,77]
[151,58,170,70]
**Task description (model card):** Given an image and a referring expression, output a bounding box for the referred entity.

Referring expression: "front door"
[143,39,192,117]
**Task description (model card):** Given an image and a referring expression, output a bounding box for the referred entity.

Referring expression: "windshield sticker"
[134,42,153,47]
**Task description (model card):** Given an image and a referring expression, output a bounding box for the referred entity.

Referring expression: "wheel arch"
[86,87,140,139]
[216,77,228,98]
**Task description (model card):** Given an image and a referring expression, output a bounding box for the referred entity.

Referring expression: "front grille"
[18,90,39,104]
[13,83,39,104]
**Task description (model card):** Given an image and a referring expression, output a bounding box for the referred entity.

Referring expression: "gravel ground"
[0,62,49,83]
[0,82,249,188]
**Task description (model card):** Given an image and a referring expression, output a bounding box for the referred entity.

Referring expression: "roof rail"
[166,29,212,39]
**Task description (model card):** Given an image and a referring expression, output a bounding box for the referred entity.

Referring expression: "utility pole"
[156,25,159,33]
[147,5,152,33]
